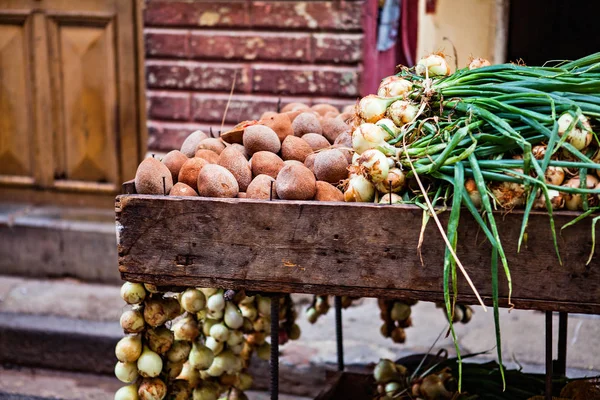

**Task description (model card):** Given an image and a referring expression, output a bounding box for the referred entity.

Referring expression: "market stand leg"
[545,311,569,400]
[335,296,344,371]
[270,293,280,400]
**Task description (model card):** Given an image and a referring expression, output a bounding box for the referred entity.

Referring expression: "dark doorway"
[507,0,600,66]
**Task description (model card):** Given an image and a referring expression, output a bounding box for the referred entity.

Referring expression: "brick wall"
[144,0,365,152]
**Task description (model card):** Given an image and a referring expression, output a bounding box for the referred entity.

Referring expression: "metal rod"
[162,176,167,196]
[270,295,280,400]
[545,311,553,400]
[557,312,568,376]
[334,296,344,371]
[277,98,282,113]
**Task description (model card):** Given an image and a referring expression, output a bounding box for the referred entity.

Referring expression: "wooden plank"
[116,195,600,314]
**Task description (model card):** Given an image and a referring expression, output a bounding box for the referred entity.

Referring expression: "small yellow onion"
[344,174,375,202]
[352,123,390,155]
[137,346,163,378]
[235,373,253,391]
[490,181,526,209]
[176,361,201,387]
[189,342,214,370]
[165,360,184,380]
[121,282,146,305]
[379,193,403,204]
[120,309,145,334]
[144,297,180,328]
[192,385,219,400]
[166,340,191,363]
[390,302,411,321]
[545,166,565,186]
[138,378,167,400]
[115,384,139,400]
[202,319,217,337]
[209,323,230,342]
[239,304,257,321]
[169,381,191,400]
[288,324,301,340]
[563,175,599,210]
[373,359,398,384]
[238,295,255,305]
[143,283,159,294]
[377,76,413,98]
[534,190,565,210]
[357,149,390,184]
[385,381,402,397]
[558,113,593,151]
[386,100,419,127]
[205,336,224,355]
[224,302,244,329]
[419,374,453,400]
[306,307,319,324]
[468,57,491,70]
[115,335,143,363]
[464,178,482,208]
[146,327,174,354]
[532,145,547,160]
[256,296,271,316]
[226,330,244,347]
[252,316,270,333]
[115,361,138,383]
[415,54,451,77]
[230,344,244,355]
[172,314,200,342]
[207,292,225,314]
[375,168,405,193]
[180,289,206,313]
[358,95,397,123]
[200,288,218,298]
[256,342,271,361]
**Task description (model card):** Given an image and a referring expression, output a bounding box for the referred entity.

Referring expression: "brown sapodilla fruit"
[246,174,277,200]
[170,182,198,196]
[292,112,322,136]
[311,103,339,116]
[313,149,349,184]
[259,113,294,142]
[229,143,249,159]
[315,181,344,202]
[250,151,285,179]
[281,102,309,113]
[302,133,331,150]
[218,146,252,192]
[162,150,188,182]
[321,117,350,143]
[333,144,353,164]
[304,153,317,173]
[281,135,313,162]
[260,111,277,120]
[197,164,239,198]
[180,130,208,157]
[178,157,209,191]
[275,164,316,200]
[338,112,355,125]
[243,125,281,155]
[342,104,355,114]
[196,138,226,155]
[135,157,174,195]
[194,149,220,164]
[334,132,352,148]
[284,160,305,168]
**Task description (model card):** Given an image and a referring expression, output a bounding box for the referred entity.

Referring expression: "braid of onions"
[115,282,301,400]
[348,52,600,390]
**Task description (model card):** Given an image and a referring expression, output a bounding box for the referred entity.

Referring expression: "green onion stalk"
[350,52,600,391]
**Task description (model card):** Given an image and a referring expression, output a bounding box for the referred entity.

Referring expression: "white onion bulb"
[115,335,142,363]
[379,193,403,204]
[224,302,244,329]
[377,77,413,98]
[120,309,145,334]
[205,336,224,355]
[121,282,146,305]
[236,373,253,391]
[176,361,200,387]
[256,296,271,316]
[166,340,191,363]
[352,123,388,155]
[415,54,451,77]
[358,95,396,123]
[137,346,163,378]
[227,330,244,347]
[180,289,206,313]
[172,314,199,342]
[239,304,257,321]
[468,58,491,70]
[115,361,138,383]
[189,342,214,370]
[114,384,139,400]
[138,378,167,400]
[386,100,418,127]
[344,175,375,202]
[558,113,593,151]
[209,323,230,342]
[357,149,390,184]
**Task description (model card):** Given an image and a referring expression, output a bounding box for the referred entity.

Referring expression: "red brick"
[190,31,310,62]
[145,29,189,58]
[250,1,362,31]
[145,1,249,28]
[146,61,250,92]
[147,121,234,152]
[191,94,311,124]
[312,33,363,63]
[147,91,191,121]
[251,64,360,97]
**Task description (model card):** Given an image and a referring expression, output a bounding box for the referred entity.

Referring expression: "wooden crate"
[116,194,600,314]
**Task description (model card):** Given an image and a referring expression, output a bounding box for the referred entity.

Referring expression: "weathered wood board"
[116,195,600,314]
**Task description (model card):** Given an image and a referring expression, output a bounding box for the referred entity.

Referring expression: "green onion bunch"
[349,52,600,389]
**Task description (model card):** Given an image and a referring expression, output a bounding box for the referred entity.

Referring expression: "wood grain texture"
[116,195,600,314]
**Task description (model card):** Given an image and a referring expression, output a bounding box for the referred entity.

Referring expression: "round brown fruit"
[321,117,350,143]
[333,132,352,148]
[246,174,277,200]
[333,144,353,164]
[135,157,174,195]
[338,112,355,125]
[313,149,349,184]
[243,125,281,155]
[196,138,226,155]
[229,143,248,159]
[315,181,344,202]
[304,153,317,173]
[281,102,309,113]
[170,182,198,196]
[302,133,331,151]
[292,112,322,136]
[281,135,313,162]
[161,150,188,182]
[197,164,239,198]
[342,104,355,114]
[178,157,209,191]
[218,146,252,192]
[284,160,304,168]
[275,164,316,200]
[250,151,284,179]
[311,104,339,117]
[259,113,294,142]
[180,130,208,157]
[260,111,277,120]
[194,149,220,164]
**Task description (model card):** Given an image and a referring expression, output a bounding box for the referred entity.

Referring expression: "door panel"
[0,15,33,182]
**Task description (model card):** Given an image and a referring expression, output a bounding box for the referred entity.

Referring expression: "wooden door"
[0,0,146,208]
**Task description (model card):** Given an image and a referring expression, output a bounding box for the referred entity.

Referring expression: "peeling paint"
[294,3,318,29]
[199,11,220,26]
